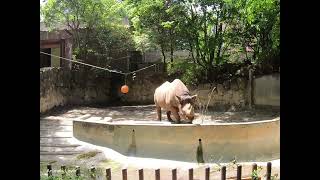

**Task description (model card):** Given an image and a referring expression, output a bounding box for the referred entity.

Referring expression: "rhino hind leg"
[156,106,162,121]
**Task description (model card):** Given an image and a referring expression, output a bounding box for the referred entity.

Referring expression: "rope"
[40,51,156,76]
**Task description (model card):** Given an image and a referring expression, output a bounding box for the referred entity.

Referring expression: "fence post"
[139,169,144,180]
[205,167,210,180]
[61,165,66,178]
[172,169,177,180]
[266,162,272,180]
[237,165,242,180]
[47,164,52,177]
[106,168,111,180]
[122,169,127,180]
[90,166,96,179]
[221,166,226,180]
[252,163,257,180]
[76,166,80,177]
[189,168,193,180]
[155,169,160,180]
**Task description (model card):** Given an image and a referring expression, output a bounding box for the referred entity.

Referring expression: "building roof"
[40,22,87,32]
[41,22,68,31]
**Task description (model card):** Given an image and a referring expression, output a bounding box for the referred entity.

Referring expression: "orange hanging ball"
[121,85,129,94]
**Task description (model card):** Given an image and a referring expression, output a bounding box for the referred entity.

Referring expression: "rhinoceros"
[154,79,197,123]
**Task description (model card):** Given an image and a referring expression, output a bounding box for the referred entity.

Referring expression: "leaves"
[41,0,134,62]
[41,0,279,79]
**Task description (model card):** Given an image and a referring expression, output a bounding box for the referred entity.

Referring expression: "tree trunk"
[189,42,196,63]
[170,29,174,63]
[161,46,166,72]
[170,43,174,63]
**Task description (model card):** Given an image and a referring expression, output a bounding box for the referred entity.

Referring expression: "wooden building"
[40,22,72,69]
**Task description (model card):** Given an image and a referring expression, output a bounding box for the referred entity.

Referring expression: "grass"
[97,159,122,171]
[40,157,122,180]
[40,165,104,180]
[76,151,101,159]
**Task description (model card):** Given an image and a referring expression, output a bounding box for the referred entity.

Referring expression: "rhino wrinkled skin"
[154,79,197,123]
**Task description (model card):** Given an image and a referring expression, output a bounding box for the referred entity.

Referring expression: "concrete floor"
[42,105,279,124]
[40,105,280,179]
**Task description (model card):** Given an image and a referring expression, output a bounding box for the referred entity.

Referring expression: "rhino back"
[170,79,190,96]
[165,79,190,108]
[155,79,190,110]
[154,81,171,107]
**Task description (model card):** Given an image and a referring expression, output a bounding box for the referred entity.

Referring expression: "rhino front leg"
[172,109,181,124]
[156,106,162,121]
[166,111,174,122]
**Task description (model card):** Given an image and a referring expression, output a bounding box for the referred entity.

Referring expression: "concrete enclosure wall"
[40,68,280,113]
[40,67,111,113]
[253,73,280,106]
[189,78,248,110]
[73,119,280,163]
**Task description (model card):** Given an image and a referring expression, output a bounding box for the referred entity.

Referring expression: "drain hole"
[199,138,201,142]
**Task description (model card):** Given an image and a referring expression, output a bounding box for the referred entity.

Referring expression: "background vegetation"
[41,0,280,85]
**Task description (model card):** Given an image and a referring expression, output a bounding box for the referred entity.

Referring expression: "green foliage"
[125,0,179,62]
[41,0,134,62]
[41,0,279,78]
[251,166,263,179]
[230,0,280,63]
[76,151,101,159]
[133,31,157,54]
[40,165,104,180]
[126,0,279,75]
[167,59,204,86]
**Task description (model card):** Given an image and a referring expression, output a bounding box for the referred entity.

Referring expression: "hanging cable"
[40,51,156,76]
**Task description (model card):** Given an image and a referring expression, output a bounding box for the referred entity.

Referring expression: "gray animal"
[154,79,197,123]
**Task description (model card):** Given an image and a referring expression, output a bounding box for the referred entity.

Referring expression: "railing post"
[106,168,111,180]
[252,163,258,180]
[47,164,52,177]
[237,165,242,180]
[266,162,272,180]
[221,166,226,180]
[205,167,210,180]
[172,169,177,180]
[189,168,193,180]
[155,169,160,180]
[61,165,66,178]
[90,166,96,179]
[139,169,144,180]
[122,169,127,180]
[76,166,80,177]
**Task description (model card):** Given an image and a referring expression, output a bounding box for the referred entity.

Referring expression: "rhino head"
[176,94,197,122]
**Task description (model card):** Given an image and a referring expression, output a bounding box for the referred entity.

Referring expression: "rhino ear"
[176,95,182,103]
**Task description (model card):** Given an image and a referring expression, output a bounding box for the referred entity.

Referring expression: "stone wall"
[40,67,279,113]
[113,72,249,110]
[116,72,168,105]
[40,67,111,113]
[253,73,280,107]
[190,78,248,111]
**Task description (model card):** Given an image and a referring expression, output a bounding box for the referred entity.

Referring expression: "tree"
[41,0,133,63]
[125,0,179,65]
[133,31,157,62]
[229,0,280,64]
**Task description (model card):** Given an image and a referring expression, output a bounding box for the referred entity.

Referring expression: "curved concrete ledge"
[73,118,280,163]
